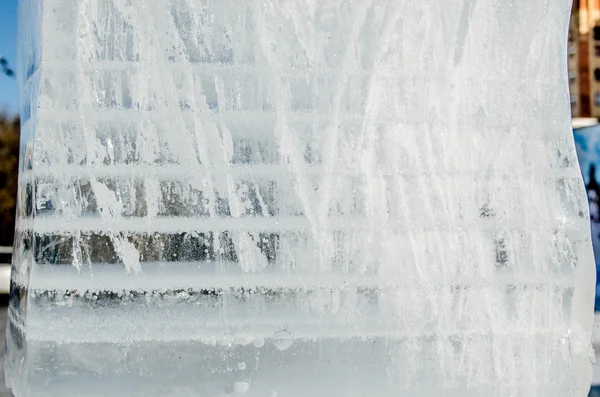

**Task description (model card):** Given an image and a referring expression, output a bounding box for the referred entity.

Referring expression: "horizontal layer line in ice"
[32,108,563,132]
[28,283,575,302]
[15,215,590,234]
[17,309,573,344]
[24,325,577,345]
[38,108,368,123]
[21,164,583,182]
[25,265,576,292]
[39,60,446,79]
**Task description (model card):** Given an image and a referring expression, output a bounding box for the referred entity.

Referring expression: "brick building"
[570,0,600,117]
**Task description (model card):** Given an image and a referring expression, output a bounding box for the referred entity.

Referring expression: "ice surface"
[5,0,596,396]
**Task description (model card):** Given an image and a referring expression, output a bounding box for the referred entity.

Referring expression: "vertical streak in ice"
[252,0,322,271]
[166,0,221,256]
[167,0,269,270]
[314,0,374,271]
[73,1,143,273]
[356,2,401,274]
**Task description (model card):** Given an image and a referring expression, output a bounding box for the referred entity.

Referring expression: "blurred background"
[0,1,18,395]
[2,0,600,396]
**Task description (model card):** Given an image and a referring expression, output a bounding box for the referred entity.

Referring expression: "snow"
[5,0,595,396]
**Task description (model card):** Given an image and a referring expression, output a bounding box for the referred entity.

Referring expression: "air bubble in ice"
[233,381,250,394]
[252,337,265,348]
[236,362,246,370]
[272,330,293,351]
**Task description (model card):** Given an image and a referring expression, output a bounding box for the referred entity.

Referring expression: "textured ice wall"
[6,0,596,396]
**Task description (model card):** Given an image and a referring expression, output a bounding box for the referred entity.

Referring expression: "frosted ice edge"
[6,0,596,396]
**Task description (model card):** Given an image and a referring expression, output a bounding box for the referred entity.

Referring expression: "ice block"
[6,0,595,396]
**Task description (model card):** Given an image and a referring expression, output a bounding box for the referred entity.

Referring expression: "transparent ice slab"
[6,0,596,396]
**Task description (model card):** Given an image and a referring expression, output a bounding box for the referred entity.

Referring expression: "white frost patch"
[90,178,141,273]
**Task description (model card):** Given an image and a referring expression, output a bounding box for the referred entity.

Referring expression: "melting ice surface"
[5,0,596,396]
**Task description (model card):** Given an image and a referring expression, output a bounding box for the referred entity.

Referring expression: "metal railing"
[0,246,11,294]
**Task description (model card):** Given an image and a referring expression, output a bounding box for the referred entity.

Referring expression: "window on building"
[595,68,600,82]
[569,70,576,80]
[571,94,577,104]
[582,95,591,116]
[595,92,600,106]
[594,26,600,40]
